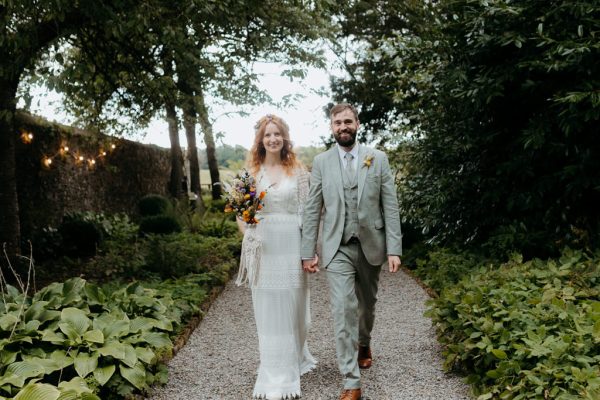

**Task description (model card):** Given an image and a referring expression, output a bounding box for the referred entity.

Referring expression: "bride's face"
[262,122,284,156]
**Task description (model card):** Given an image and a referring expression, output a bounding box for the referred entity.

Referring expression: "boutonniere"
[363,154,374,168]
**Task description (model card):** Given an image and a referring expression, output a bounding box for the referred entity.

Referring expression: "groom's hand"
[388,255,401,273]
[302,257,320,273]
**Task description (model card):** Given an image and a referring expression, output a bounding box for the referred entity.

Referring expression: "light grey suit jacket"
[301,145,402,267]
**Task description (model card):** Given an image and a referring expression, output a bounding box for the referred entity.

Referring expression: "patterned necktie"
[344,152,355,186]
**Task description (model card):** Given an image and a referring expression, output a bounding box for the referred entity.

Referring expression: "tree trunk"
[196,90,222,200]
[182,101,206,214]
[0,78,22,262]
[162,51,184,200]
[165,102,184,199]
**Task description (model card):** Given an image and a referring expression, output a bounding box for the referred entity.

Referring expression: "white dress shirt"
[337,144,359,175]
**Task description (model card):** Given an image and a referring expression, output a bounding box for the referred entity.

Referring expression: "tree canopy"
[0,0,332,258]
[333,0,600,257]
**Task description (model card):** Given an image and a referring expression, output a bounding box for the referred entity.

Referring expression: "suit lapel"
[328,147,344,200]
[357,145,368,206]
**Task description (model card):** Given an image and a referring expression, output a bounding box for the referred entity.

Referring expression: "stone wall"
[15,112,171,237]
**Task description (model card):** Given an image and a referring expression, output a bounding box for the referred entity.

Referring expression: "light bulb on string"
[20,131,34,144]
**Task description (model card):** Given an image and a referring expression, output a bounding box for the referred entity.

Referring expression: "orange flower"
[224,205,233,213]
[257,204,263,210]
[259,191,266,199]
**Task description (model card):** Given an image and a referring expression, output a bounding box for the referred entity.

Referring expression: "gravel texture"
[148,268,472,400]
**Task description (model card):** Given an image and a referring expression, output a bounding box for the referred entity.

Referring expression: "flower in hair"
[254,114,274,130]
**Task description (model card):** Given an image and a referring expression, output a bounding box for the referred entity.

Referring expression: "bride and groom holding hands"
[238,103,402,400]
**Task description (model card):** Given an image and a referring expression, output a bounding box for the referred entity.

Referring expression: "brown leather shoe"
[339,388,362,400]
[358,345,372,369]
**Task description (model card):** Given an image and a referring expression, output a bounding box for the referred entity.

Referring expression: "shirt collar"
[337,143,359,160]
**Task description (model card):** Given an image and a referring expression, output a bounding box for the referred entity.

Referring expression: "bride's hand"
[302,256,320,273]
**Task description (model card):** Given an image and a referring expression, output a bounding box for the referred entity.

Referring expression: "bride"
[237,114,317,399]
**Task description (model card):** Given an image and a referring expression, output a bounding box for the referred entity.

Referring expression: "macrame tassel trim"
[236,225,262,287]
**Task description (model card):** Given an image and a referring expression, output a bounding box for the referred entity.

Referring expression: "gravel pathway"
[148,268,471,400]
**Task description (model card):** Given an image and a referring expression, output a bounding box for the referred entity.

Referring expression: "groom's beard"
[334,128,357,147]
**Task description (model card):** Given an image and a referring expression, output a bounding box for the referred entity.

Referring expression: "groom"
[301,103,402,400]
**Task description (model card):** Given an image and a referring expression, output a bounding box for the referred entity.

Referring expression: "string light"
[21,129,122,169]
[34,138,118,170]
[20,131,34,144]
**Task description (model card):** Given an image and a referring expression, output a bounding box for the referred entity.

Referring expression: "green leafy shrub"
[138,194,171,217]
[57,211,137,241]
[426,249,600,399]
[86,239,147,280]
[207,197,228,213]
[58,215,103,258]
[412,247,482,293]
[144,233,236,278]
[139,267,234,333]
[198,217,238,238]
[0,277,175,399]
[74,211,139,242]
[11,378,100,400]
[29,226,63,263]
[483,223,556,260]
[31,212,139,273]
[139,215,182,236]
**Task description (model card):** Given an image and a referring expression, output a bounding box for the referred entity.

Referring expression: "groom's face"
[331,109,359,148]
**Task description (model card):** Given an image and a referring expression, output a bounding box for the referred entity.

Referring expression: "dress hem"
[300,360,317,376]
[252,391,301,399]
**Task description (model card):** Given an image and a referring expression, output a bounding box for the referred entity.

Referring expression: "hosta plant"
[0,277,174,398]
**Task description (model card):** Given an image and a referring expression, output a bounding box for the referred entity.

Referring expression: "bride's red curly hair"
[248,114,301,176]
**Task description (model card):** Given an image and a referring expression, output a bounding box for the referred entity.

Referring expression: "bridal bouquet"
[222,169,266,224]
[221,169,267,287]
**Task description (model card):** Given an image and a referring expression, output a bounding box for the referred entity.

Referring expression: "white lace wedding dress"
[249,168,317,399]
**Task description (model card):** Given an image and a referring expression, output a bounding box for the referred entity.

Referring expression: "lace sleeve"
[296,168,310,226]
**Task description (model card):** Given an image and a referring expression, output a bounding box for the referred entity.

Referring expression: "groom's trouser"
[326,240,382,390]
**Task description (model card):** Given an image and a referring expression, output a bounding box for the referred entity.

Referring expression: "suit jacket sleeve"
[296,167,310,225]
[301,156,324,259]
[380,153,403,256]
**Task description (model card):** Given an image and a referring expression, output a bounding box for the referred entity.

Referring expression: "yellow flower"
[244,194,251,200]
[363,154,374,168]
